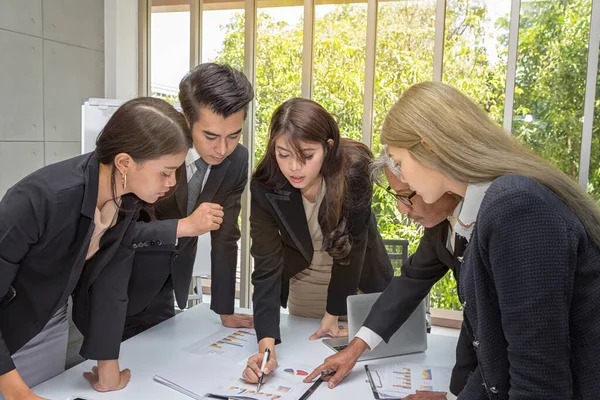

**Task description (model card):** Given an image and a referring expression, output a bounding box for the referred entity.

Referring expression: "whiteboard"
[81,98,211,278]
[81,98,125,154]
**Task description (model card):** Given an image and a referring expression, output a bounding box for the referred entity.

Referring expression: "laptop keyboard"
[333,344,348,352]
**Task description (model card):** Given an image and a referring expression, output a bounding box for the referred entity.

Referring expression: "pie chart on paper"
[283,368,309,376]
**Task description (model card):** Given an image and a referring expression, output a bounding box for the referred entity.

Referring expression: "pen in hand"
[257,348,271,392]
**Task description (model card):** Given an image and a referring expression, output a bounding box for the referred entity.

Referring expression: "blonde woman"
[380,82,600,399]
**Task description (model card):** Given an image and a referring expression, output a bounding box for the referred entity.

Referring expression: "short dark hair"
[179,63,254,126]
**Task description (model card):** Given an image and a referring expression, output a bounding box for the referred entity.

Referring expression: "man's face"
[384,167,458,228]
[191,107,245,165]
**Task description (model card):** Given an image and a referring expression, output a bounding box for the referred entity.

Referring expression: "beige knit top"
[287,182,334,319]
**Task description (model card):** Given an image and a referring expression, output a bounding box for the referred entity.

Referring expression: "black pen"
[256,348,271,392]
[298,377,324,400]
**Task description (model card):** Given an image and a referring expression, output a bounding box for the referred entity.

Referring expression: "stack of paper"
[154,341,315,400]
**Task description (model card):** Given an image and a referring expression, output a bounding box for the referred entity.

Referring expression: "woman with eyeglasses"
[381,82,600,398]
[242,98,393,384]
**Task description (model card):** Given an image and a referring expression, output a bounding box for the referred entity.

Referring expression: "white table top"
[34,304,457,400]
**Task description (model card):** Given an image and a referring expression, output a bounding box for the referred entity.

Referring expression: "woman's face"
[126,151,187,203]
[386,145,449,204]
[275,136,326,191]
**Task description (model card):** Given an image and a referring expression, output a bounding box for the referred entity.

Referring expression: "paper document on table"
[206,365,314,400]
[183,327,257,361]
[154,355,234,399]
[154,354,314,400]
[365,362,452,399]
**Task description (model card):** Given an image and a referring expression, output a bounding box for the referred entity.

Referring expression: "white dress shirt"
[175,148,213,245]
[355,182,491,399]
[185,147,212,189]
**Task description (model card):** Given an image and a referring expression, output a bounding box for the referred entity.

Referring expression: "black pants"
[122,279,175,341]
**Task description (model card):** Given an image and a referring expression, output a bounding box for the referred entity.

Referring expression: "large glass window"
[443,0,510,124]
[370,0,436,282]
[372,0,436,155]
[150,2,191,102]
[203,1,245,69]
[513,0,593,182]
[253,5,303,164]
[312,1,368,142]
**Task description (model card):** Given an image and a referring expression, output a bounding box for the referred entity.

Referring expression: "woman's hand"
[0,369,48,400]
[242,351,278,384]
[309,312,348,340]
[83,360,131,392]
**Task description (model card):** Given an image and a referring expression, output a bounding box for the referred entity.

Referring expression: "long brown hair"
[254,98,373,264]
[95,97,192,204]
[381,81,600,249]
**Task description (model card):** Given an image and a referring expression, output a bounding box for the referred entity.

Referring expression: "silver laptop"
[322,293,427,361]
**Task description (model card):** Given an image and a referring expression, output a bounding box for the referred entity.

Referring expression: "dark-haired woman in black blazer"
[242,98,393,383]
[0,97,191,399]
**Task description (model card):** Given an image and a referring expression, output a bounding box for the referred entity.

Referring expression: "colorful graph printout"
[183,327,257,361]
[207,364,314,400]
[365,362,452,398]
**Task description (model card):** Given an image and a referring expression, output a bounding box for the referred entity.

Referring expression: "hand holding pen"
[242,348,278,385]
[256,348,270,391]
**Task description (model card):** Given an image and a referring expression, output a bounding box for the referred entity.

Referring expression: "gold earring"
[121,173,127,190]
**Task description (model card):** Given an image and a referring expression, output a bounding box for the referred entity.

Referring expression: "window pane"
[513,0,592,181]
[313,1,368,142]
[203,2,245,70]
[371,0,435,258]
[151,2,190,102]
[588,40,600,202]
[254,5,303,164]
[443,0,510,124]
[372,0,436,155]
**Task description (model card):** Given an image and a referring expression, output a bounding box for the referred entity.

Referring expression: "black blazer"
[362,221,477,396]
[250,179,393,343]
[0,153,141,375]
[128,144,248,315]
[458,175,600,399]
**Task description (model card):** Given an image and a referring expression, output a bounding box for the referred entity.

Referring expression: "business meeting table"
[33,304,458,400]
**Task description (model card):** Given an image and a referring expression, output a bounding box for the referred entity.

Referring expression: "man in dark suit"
[305,150,477,400]
[123,63,254,339]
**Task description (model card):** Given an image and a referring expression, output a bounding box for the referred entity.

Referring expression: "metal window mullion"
[301,0,315,99]
[503,0,521,133]
[138,0,151,96]
[240,0,257,309]
[362,0,378,149]
[578,0,600,188]
[190,0,202,68]
[432,0,446,81]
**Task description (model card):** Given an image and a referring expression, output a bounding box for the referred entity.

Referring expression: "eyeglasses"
[386,186,416,206]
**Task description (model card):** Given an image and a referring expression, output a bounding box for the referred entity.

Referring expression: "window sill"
[198,278,463,329]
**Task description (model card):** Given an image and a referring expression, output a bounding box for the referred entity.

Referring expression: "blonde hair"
[381,81,600,248]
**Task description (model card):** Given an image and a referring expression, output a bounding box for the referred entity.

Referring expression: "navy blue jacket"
[458,175,600,399]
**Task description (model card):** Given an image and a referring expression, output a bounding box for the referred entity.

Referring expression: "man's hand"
[177,203,224,237]
[303,337,369,389]
[242,351,278,384]
[309,312,348,340]
[83,360,131,392]
[404,391,448,399]
[220,314,254,329]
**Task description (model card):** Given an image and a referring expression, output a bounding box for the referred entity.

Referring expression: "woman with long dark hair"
[0,97,191,399]
[242,98,393,383]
